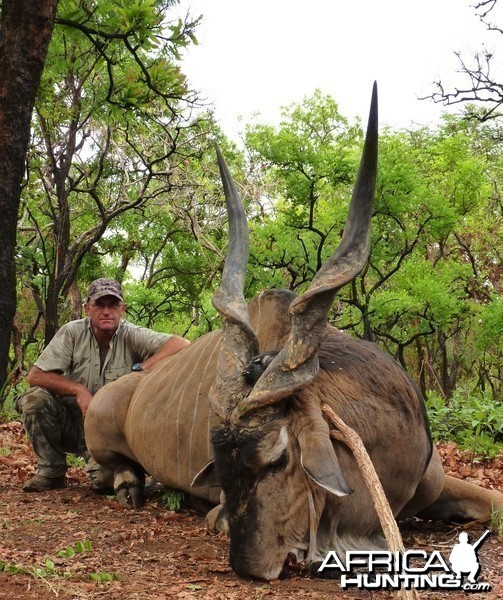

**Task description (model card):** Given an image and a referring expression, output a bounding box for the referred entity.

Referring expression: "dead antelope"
[85,82,502,581]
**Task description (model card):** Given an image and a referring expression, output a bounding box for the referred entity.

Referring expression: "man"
[449,531,482,584]
[16,278,190,493]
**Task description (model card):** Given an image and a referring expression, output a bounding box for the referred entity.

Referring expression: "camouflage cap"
[87,278,124,303]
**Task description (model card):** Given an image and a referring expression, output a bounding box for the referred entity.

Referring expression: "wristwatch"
[131,363,144,372]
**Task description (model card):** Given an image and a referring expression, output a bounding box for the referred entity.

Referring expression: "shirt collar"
[86,316,124,341]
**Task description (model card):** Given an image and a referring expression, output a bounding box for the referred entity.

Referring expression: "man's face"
[84,295,126,335]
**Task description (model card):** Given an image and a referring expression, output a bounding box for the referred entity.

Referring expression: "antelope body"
[85,84,502,581]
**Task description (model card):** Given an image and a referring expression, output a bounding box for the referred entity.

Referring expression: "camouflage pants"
[15,387,114,490]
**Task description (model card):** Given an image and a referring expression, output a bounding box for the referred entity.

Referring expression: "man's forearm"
[141,336,190,372]
[26,366,87,397]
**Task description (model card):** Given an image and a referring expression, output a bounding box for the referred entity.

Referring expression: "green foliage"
[6,0,216,397]
[0,539,119,583]
[475,296,503,352]
[367,257,472,343]
[90,571,119,582]
[161,487,184,511]
[426,388,503,459]
[243,95,502,406]
[245,90,362,293]
[66,454,86,468]
[489,504,503,540]
[0,392,20,423]
[55,539,92,558]
[0,557,62,579]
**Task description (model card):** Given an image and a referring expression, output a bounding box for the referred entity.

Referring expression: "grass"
[489,504,503,540]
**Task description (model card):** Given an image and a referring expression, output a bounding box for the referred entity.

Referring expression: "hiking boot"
[22,474,66,492]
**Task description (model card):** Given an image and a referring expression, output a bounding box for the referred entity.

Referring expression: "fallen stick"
[321,402,420,600]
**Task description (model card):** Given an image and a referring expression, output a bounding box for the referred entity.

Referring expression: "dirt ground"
[0,421,501,600]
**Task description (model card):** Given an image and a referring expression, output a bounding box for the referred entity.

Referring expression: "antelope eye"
[269,451,288,472]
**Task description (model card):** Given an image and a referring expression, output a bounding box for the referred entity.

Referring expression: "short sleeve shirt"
[34,318,171,394]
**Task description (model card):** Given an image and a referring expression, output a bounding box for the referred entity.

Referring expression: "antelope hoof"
[114,465,144,508]
[310,560,341,579]
[205,503,229,535]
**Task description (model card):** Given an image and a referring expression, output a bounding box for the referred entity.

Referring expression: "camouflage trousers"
[15,387,114,490]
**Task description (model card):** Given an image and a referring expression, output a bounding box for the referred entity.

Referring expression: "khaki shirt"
[34,318,171,394]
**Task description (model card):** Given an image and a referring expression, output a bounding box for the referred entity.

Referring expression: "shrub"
[426,387,502,459]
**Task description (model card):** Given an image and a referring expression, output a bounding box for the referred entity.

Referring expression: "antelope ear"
[191,460,220,488]
[299,431,352,497]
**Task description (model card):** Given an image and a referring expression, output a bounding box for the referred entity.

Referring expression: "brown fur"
[85,290,503,580]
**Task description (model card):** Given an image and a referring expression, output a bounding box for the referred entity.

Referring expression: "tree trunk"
[415,337,427,397]
[0,0,59,397]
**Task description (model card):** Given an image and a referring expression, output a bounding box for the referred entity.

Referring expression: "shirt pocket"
[104,366,131,384]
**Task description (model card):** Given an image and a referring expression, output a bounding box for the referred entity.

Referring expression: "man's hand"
[27,366,93,417]
[75,385,94,418]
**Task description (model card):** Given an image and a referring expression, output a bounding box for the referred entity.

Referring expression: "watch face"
[132,363,143,372]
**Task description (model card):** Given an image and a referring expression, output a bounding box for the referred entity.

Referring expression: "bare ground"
[0,421,501,600]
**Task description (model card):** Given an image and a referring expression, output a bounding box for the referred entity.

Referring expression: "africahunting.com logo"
[318,530,493,592]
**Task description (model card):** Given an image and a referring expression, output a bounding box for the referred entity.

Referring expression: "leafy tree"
[14,0,201,359]
[244,92,502,401]
[0,0,210,405]
[12,116,240,388]
[244,90,362,293]
[102,137,241,339]
[347,119,500,399]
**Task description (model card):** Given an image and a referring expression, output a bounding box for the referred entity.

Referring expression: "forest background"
[0,0,501,459]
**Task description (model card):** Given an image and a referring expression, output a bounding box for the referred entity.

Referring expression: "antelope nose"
[230,552,283,581]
